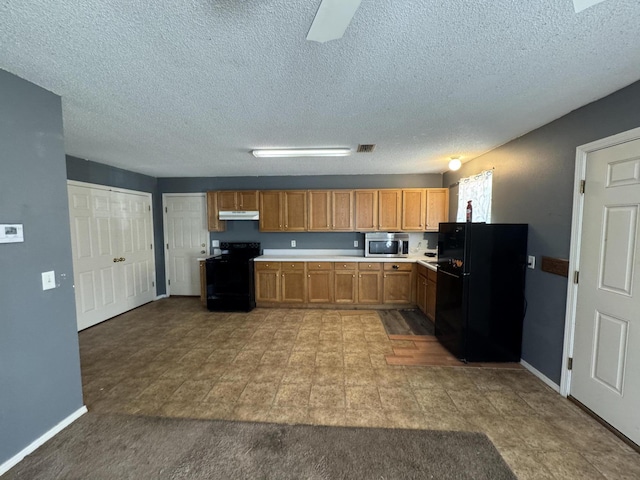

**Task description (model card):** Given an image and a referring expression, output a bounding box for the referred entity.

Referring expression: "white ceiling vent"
[357,144,376,153]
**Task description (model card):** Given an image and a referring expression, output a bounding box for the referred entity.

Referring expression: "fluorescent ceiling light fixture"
[252,148,351,158]
[307,0,363,43]
[448,157,462,171]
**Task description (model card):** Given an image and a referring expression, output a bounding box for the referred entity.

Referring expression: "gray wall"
[0,71,84,464]
[65,156,164,297]
[444,80,640,384]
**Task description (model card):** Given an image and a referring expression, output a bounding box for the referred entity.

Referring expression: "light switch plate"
[527,255,536,269]
[291,240,296,247]
[354,240,358,247]
[42,271,56,290]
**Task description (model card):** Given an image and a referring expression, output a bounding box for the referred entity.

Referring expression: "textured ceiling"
[1,1,640,177]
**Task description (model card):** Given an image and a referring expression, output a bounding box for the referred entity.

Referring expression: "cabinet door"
[282,263,306,302]
[417,273,427,313]
[308,191,331,231]
[255,263,281,302]
[426,188,449,232]
[238,191,259,210]
[354,190,378,231]
[383,271,412,304]
[402,189,426,231]
[357,270,382,304]
[217,191,238,210]
[284,191,307,231]
[199,260,207,306]
[426,269,437,321]
[378,190,402,231]
[334,269,357,303]
[332,190,354,231]
[308,267,333,303]
[206,191,226,232]
[259,191,283,231]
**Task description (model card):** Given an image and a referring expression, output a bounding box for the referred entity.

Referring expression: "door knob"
[113,258,118,263]
[201,250,206,254]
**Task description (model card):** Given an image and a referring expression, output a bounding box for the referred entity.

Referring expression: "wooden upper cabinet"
[308,191,331,231]
[283,191,307,231]
[401,189,427,231]
[206,191,226,232]
[425,188,449,232]
[354,190,378,231]
[217,190,259,211]
[259,191,283,231]
[332,190,354,230]
[378,189,402,231]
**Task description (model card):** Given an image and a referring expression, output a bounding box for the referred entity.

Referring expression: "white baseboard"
[520,359,561,393]
[0,406,88,476]
[154,294,168,301]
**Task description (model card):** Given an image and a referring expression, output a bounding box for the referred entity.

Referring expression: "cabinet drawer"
[334,262,357,270]
[282,262,305,271]
[307,262,333,270]
[427,268,437,282]
[383,262,413,272]
[359,262,382,271]
[255,262,281,271]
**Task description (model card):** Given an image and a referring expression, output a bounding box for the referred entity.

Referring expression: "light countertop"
[255,253,438,271]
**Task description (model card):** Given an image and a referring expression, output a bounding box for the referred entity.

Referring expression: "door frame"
[561,126,640,397]
[162,192,207,297]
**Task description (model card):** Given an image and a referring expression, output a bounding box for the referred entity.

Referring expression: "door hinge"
[166,243,169,249]
[150,243,153,249]
[568,357,573,370]
[148,205,151,211]
[574,271,579,284]
[152,281,155,287]
[168,279,171,286]
[165,206,168,213]
[579,180,586,194]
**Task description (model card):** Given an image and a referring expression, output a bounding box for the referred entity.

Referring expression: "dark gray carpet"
[5,413,515,479]
[379,309,435,336]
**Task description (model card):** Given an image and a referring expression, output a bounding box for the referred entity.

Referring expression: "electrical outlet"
[211,240,220,248]
[527,255,536,269]
[354,240,358,247]
[291,240,296,247]
[42,271,56,290]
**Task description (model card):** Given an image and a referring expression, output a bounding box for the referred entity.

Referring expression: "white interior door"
[571,138,640,445]
[164,194,208,296]
[68,182,156,331]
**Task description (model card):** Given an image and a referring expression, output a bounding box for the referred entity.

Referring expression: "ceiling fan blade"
[573,0,607,13]
[306,0,363,43]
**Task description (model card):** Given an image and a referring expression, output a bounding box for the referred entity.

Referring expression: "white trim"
[155,294,168,300]
[0,406,87,476]
[561,126,640,398]
[520,360,560,393]
[162,193,207,297]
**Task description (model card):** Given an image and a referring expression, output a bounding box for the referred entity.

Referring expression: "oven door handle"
[439,269,461,279]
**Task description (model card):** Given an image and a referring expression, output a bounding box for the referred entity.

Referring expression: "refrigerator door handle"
[439,270,461,279]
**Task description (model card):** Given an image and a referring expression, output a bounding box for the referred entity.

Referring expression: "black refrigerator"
[435,223,528,362]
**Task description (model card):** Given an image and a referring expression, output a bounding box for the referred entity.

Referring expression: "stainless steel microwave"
[364,232,410,257]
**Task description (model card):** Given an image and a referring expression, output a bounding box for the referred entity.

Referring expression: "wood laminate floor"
[79,297,640,480]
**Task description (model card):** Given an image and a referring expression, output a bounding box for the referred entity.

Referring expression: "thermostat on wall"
[0,224,24,243]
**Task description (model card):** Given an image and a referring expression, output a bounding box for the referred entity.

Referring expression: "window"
[456,170,493,222]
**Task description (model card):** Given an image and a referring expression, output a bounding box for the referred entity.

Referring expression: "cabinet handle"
[353,274,355,278]
[308,275,310,278]
[285,224,288,228]
[359,274,362,278]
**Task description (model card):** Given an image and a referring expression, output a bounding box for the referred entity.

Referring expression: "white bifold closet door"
[68,182,156,331]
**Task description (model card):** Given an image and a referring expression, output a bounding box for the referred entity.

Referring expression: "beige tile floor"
[79,297,640,480]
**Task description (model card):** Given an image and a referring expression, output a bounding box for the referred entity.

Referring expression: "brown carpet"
[5,413,515,479]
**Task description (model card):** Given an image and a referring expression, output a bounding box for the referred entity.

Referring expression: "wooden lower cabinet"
[256,260,421,307]
[281,262,306,303]
[426,268,437,321]
[255,262,281,302]
[199,260,207,306]
[307,262,333,303]
[416,264,428,314]
[358,263,383,304]
[382,263,413,304]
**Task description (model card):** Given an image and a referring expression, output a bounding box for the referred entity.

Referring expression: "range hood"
[218,210,259,221]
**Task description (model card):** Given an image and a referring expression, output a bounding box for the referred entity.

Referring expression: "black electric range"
[205,242,261,312]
